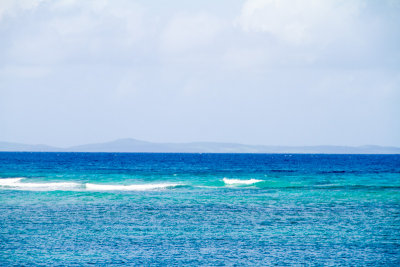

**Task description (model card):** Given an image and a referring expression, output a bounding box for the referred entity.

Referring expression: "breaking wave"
[85,183,181,191]
[0,178,80,191]
[0,178,183,191]
[3,177,393,192]
[0,177,24,185]
[223,178,264,185]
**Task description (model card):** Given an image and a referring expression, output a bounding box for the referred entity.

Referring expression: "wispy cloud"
[0,0,399,146]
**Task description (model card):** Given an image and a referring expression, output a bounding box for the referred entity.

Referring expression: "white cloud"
[0,0,44,20]
[222,47,270,70]
[0,0,398,146]
[161,14,223,53]
[1,0,147,66]
[238,0,361,45]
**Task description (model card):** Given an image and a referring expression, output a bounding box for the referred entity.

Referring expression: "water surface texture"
[0,152,399,265]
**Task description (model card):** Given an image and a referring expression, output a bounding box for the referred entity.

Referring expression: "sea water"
[0,152,399,265]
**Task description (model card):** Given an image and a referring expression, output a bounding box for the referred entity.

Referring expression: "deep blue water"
[0,152,399,265]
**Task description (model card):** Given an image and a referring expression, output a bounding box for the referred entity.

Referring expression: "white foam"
[0,178,80,191]
[85,183,181,191]
[0,178,24,185]
[0,178,183,192]
[223,178,263,185]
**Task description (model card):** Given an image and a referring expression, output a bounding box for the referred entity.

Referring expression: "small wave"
[0,178,183,192]
[313,184,342,188]
[0,177,24,185]
[269,169,296,173]
[85,183,182,191]
[312,184,400,190]
[223,178,263,185]
[0,178,80,191]
[318,170,349,174]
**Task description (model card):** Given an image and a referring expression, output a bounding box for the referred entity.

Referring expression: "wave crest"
[0,178,80,191]
[85,183,181,191]
[0,177,24,185]
[223,178,263,185]
[0,178,183,191]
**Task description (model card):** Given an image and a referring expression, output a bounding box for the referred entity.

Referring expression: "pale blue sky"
[0,0,399,147]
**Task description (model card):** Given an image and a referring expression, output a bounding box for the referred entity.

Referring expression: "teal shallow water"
[0,153,399,265]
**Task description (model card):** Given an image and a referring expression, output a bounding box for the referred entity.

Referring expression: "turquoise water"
[0,152,399,265]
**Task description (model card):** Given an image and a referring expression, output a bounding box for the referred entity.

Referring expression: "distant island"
[0,138,399,154]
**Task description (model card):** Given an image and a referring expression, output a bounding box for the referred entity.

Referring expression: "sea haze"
[0,138,399,154]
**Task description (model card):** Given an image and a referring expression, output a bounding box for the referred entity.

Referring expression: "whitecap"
[223,178,263,185]
[0,177,24,185]
[0,177,80,191]
[85,183,181,191]
[0,177,184,192]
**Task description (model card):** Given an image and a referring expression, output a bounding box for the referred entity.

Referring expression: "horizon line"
[1,138,400,149]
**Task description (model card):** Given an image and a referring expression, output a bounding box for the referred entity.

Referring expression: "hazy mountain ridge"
[0,139,399,154]
[0,141,59,152]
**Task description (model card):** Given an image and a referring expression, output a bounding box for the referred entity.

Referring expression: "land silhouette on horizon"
[0,138,399,154]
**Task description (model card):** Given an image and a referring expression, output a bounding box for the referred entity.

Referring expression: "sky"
[0,0,399,147]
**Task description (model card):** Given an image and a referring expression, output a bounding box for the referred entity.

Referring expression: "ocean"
[0,152,399,265]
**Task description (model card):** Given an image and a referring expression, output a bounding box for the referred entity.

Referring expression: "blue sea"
[0,152,399,265]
